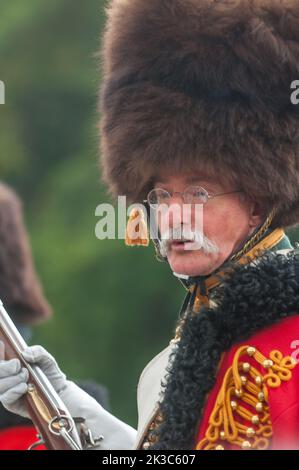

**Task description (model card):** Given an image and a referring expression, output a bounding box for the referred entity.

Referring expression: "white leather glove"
[59,381,137,450]
[0,340,137,449]
[0,340,67,418]
[0,344,29,418]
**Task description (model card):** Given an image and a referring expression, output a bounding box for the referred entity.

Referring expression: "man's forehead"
[153,171,216,185]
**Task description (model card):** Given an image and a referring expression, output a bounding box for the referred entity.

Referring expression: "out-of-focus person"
[0,183,110,449]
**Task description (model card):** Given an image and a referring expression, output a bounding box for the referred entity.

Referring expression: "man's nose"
[162,197,192,230]
[158,199,180,234]
[167,199,183,227]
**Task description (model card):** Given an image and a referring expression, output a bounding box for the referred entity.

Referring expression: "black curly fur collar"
[149,249,299,450]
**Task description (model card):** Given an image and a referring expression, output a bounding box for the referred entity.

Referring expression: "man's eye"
[189,189,205,197]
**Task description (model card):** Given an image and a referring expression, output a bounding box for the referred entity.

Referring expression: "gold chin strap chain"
[195,345,297,450]
[230,207,278,263]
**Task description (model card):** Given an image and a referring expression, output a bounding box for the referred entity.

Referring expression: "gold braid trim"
[195,345,297,450]
[141,411,164,450]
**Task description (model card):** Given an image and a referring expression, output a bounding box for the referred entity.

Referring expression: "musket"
[0,299,82,450]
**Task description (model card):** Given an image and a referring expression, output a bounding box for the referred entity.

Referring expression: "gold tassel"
[125,207,149,247]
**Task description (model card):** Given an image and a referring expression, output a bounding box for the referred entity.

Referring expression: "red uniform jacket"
[195,315,299,450]
[0,426,46,450]
[137,232,299,451]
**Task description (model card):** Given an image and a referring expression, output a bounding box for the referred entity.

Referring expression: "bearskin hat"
[99,0,299,228]
[0,183,52,324]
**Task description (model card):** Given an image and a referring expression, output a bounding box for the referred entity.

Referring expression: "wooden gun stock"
[0,299,82,450]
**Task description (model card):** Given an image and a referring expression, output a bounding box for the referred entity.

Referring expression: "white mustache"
[159,226,219,257]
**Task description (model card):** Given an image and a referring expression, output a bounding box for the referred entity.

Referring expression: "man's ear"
[249,200,264,228]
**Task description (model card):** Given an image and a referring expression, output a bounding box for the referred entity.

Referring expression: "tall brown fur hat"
[99,0,299,228]
[0,183,52,325]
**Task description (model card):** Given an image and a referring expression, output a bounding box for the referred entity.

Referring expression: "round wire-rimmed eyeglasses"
[143,185,243,208]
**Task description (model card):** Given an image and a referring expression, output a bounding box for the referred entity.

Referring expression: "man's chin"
[166,250,217,277]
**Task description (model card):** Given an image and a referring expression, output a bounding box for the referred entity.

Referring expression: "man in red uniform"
[1,0,299,451]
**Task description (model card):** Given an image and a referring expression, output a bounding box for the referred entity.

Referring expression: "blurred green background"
[0,0,183,427]
[0,0,298,430]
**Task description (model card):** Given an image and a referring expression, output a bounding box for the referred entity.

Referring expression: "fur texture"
[142,249,299,449]
[99,0,299,227]
[0,183,52,324]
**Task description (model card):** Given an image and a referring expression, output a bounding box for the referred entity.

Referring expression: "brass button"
[262,359,273,369]
[247,347,256,356]
[242,440,252,449]
[256,402,263,412]
[251,415,260,425]
[240,375,247,385]
[246,427,255,438]
[255,375,262,385]
[258,391,265,402]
